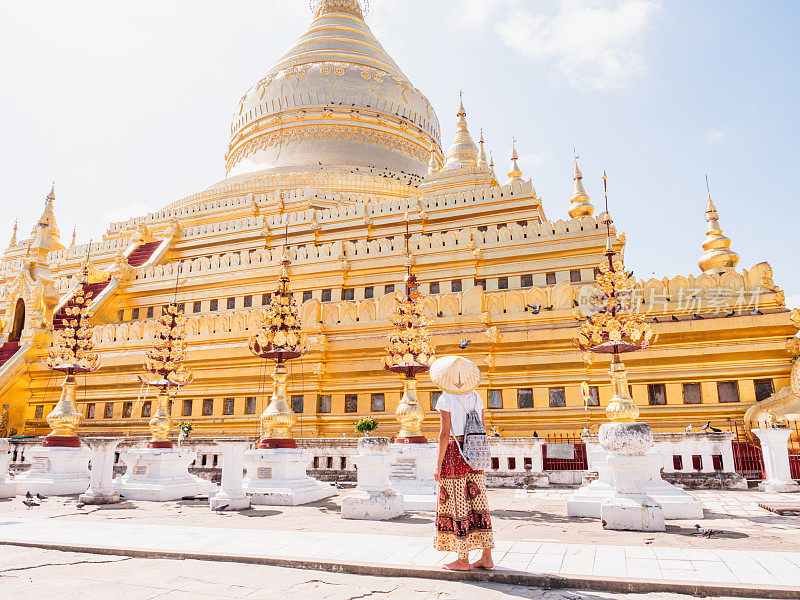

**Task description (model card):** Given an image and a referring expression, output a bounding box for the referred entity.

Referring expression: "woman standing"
[430,355,494,571]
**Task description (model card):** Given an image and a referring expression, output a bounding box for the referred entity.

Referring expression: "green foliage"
[353,417,378,434]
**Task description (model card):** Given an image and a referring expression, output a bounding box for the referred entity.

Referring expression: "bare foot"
[443,559,471,571]
[471,558,494,570]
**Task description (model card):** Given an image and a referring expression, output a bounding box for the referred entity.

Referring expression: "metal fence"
[542,432,588,471]
[728,419,800,480]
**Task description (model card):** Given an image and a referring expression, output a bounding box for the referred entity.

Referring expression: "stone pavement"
[1,515,799,597]
[0,546,771,600]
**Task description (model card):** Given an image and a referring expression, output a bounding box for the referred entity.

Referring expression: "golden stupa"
[0,0,796,441]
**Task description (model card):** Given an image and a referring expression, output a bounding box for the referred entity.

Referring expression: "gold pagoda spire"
[698,178,739,274]
[35,185,60,239]
[568,156,594,218]
[427,142,439,175]
[444,93,479,170]
[508,140,523,183]
[70,227,77,247]
[8,220,17,248]
[477,129,488,169]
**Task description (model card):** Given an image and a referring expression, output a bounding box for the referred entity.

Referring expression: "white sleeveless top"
[435,391,483,436]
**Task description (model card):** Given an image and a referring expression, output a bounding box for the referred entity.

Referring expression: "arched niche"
[9,298,25,343]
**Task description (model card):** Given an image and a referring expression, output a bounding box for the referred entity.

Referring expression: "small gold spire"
[698,180,739,274]
[508,140,523,183]
[8,220,17,248]
[568,154,594,218]
[313,0,364,19]
[444,93,478,170]
[477,129,488,169]
[36,184,60,237]
[70,227,77,247]
[427,142,439,175]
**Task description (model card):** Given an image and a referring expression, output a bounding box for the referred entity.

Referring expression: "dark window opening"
[262,293,271,305]
[245,396,257,415]
[430,390,442,410]
[202,399,214,416]
[243,295,252,308]
[474,279,486,290]
[182,399,193,417]
[384,285,394,295]
[303,291,312,302]
[291,395,304,414]
[193,301,201,313]
[586,386,600,407]
[718,381,740,403]
[318,395,331,413]
[122,402,133,418]
[104,403,113,419]
[371,393,385,412]
[342,288,355,301]
[488,389,503,409]
[147,307,154,318]
[86,403,95,419]
[210,299,218,311]
[451,280,462,293]
[692,455,703,471]
[345,394,358,413]
[223,398,235,415]
[142,401,151,418]
[683,383,702,404]
[131,308,139,320]
[322,289,332,302]
[570,269,582,283]
[521,274,533,288]
[498,277,508,290]
[430,282,440,294]
[364,286,374,299]
[517,388,533,409]
[227,297,235,310]
[549,387,566,407]
[648,383,667,406]
[673,455,683,470]
[755,379,774,402]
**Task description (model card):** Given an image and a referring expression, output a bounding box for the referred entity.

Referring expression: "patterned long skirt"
[434,440,494,561]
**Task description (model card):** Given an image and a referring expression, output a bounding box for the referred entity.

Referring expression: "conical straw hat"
[430,355,481,393]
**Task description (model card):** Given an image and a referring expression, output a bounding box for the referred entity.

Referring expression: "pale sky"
[1,0,798,306]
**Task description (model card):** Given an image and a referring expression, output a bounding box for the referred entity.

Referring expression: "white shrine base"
[0,439,15,498]
[209,489,251,510]
[567,451,703,520]
[342,437,405,520]
[599,454,665,532]
[13,446,90,496]
[114,448,213,502]
[390,442,437,511]
[754,428,800,493]
[242,448,335,506]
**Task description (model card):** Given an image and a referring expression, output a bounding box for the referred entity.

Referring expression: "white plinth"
[14,446,90,496]
[0,439,15,498]
[114,448,213,501]
[601,453,665,531]
[567,450,703,520]
[79,438,122,505]
[390,442,437,511]
[754,428,800,493]
[342,437,404,520]
[242,448,335,506]
[209,441,251,510]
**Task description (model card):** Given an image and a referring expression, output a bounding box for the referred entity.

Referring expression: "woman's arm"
[434,411,451,484]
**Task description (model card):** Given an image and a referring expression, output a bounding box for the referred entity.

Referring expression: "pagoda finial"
[508,139,523,183]
[70,227,77,247]
[427,142,439,175]
[444,93,478,170]
[8,220,17,248]
[312,0,365,19]
[477,129,488,169]
[36,184,59,235]
[698,176,739,274]
[568,151,594,218]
